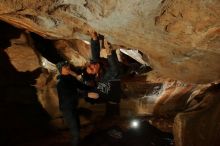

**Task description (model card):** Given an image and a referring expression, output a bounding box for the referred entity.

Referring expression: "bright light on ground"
[130,119,140,128]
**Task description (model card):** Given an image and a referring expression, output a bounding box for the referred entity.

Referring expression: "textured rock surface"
[5,32,41,71]
[54,39,89,66]
[173,84,220,146]
[35,70,61,118]
[0,1,220,146]
[0,0,219,83]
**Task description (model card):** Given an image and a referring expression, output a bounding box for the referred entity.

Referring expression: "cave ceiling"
[0,0,219,82]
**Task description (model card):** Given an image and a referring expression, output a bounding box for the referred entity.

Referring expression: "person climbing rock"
[83,31,122,116]
[56,61,98,146]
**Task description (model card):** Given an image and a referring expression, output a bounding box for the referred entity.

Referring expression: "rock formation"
[0,0,219,83]
[0,0,220,146]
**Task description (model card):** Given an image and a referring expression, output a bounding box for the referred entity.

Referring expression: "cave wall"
[0,21,52,145]
[173,84,220,146]
[0,0,219,83]
[5,33,41,71]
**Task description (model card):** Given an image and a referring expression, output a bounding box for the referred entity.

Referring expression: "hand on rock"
[104,39,112,55]
[89,30,98,40]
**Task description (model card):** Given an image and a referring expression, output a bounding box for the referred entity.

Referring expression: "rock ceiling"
[0,0,219,83]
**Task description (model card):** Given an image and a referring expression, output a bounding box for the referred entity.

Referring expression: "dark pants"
[91,39,121,117]
[61,108,80,146]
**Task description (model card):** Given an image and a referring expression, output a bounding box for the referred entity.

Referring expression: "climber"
[82,30,122,116]
[56,61,98,146]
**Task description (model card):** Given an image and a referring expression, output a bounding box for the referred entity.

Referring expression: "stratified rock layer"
[0,0,219,83]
